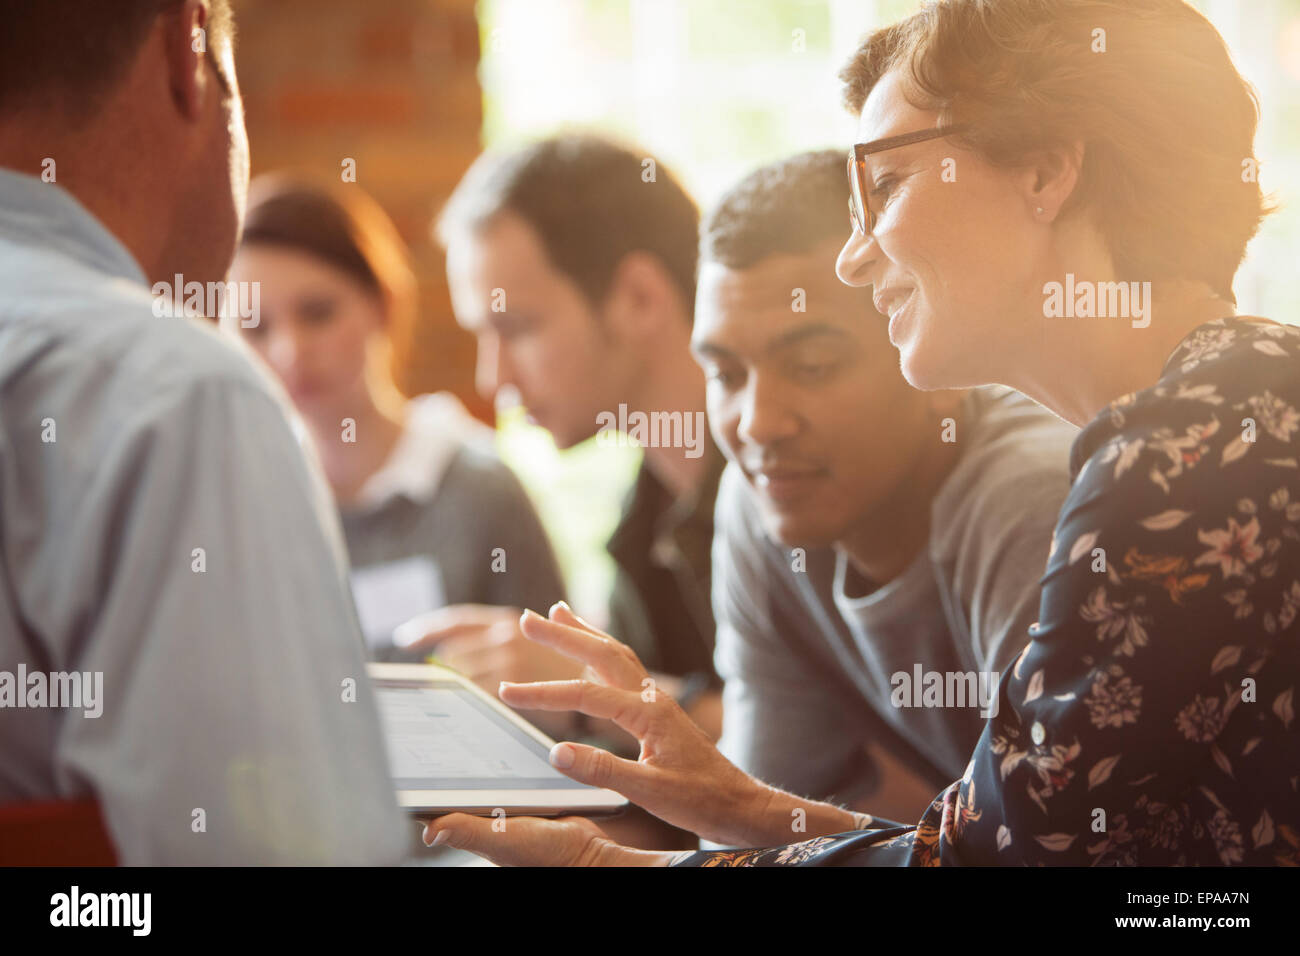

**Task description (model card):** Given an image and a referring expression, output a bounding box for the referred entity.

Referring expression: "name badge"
[350,555,445,650]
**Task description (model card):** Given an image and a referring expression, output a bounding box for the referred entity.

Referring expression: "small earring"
[1036,207,1046,216]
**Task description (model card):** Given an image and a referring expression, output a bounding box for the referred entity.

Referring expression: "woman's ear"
[1021,140,1085,221]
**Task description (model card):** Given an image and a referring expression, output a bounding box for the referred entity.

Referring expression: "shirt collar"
[607,437,725,569]
[350,393,490,512]
[0,167,148,287]
[1160,313,1268,379]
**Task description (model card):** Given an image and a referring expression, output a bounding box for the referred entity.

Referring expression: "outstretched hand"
[496,602,779,848]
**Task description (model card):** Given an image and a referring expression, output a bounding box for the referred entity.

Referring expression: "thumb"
[423,812,496,851]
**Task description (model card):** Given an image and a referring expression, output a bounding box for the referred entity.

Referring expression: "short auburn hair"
[839,0,1271,302]
[239,176,416,411]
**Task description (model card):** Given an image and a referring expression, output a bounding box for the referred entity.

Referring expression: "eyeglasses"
[847,125,969,238]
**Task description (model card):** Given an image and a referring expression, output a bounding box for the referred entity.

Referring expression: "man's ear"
[161,0,211,121]
[602,251,684,341]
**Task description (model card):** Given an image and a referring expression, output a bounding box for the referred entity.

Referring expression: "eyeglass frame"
[847,125,970,238]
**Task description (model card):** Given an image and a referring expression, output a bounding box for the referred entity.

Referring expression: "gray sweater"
[338,397,565,662]
[713,386,1076,803]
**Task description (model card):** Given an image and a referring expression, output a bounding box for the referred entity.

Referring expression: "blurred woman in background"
[230,177,565,662]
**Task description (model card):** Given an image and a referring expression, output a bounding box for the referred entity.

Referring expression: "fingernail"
[421,826,434,846]
[430,829,450,848]
[521,608,541,624]
[551,600,571,615]
[549,742,575,770]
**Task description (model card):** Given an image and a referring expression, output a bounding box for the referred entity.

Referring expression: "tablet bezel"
[367,662,629,817]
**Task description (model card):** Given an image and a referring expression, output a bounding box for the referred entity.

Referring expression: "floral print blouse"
[679,316,1300,867]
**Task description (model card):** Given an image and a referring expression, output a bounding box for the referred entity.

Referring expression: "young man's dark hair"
[436,133,699,317]
[699,149,847,270]
[0,0,235,119]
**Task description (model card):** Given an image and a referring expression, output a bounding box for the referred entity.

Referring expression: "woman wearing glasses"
[421,0,1299,866]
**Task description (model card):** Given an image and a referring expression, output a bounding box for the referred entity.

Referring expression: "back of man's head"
[0,0,235,121]
[0,0,246,291]
[436,134,700,318]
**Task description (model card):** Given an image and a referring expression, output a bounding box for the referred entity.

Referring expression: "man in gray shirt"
[0,1,406,863]
[693,152,1075,820]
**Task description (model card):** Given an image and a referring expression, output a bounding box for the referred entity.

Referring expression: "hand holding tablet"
[489,604,798,849]
[368,660,626,817]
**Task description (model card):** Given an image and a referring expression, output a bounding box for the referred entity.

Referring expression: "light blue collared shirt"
[0,168,409,863]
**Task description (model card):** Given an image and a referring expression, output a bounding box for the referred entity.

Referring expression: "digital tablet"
[367,662,629,817]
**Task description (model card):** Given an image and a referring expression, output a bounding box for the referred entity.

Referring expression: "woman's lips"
[873,285,914,317]
[886,289,916,343]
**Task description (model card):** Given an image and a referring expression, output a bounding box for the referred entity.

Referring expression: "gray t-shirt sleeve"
[44,374,409,864]
[712,466,872,801]
[937,401,1077,678]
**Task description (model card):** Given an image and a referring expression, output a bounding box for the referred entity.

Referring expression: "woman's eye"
[870,176,897,201]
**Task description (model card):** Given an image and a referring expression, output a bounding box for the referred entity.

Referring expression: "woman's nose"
[836,229,874,288]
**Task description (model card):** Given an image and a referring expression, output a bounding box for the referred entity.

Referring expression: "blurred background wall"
[231,0,489,420]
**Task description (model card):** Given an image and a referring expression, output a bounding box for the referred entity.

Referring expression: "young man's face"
[445,211,631,449]
[693,238,935,548]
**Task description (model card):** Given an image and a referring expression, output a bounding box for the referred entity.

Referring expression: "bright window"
[478,0,1300,615]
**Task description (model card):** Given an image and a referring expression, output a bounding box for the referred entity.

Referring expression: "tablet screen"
[375,680,588,790]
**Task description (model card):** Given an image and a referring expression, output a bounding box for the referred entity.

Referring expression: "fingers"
[439,644,512,683]
[393,605,519,650]
[519,607,644,688]
[435,621,516,661]
[422,812,606,867]
[545,741,658,806]
[423,812,486,849]
[499,679,649,733]
[423,812,532,866]
[548,601,602,635]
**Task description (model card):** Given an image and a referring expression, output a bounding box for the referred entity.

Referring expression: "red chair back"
[0,798,118,866]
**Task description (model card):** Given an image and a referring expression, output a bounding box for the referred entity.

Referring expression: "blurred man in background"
[0,0,406,863]
[421,135,723,740]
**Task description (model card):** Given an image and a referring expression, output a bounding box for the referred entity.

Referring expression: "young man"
[695,150,1077,820]
[418,150,1080,862]
[420,135,723,737]
[0,0,406,863]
